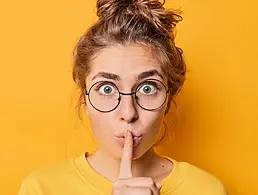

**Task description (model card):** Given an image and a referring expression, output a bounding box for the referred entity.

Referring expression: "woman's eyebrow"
[92,72,120,81]
[138,69,164,80]
[92,69,164,81]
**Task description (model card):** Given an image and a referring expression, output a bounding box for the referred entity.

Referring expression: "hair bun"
[97,0,182,36]
[97,0,131,20]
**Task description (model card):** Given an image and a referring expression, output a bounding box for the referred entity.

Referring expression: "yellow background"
[1,0,257,194]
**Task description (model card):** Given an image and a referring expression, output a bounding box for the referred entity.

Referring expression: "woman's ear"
[81,94,89,116]
[84,105,89,116]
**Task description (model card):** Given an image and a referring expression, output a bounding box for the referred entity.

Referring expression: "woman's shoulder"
[19,155,81,194]
[182,161,227,191]
[25,157,75,179]
[161,157,228,195]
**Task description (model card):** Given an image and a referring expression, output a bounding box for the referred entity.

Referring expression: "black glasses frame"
[85,78,170,113]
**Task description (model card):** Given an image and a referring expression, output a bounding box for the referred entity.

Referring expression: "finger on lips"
[115,128,162,194]
[118,129,133,179]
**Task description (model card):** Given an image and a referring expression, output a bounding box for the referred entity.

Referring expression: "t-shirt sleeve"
[18,173,42,195]
[172,162,229,195]
[18,180,31,195]
[211,179,228,195]
[188,163,229,195]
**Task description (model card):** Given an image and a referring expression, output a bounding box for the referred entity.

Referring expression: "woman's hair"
[72,0,186,145]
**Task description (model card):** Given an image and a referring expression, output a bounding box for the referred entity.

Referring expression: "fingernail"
[156,182,162,189]
[124,128,127,138]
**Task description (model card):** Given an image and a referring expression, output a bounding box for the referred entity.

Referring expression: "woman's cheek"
[141,123,161,146]
[90,119,111,142]
[145,117,164,143]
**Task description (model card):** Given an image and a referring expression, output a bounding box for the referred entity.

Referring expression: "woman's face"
[84,44,169,160]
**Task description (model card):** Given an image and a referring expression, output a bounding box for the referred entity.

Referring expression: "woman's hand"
[112,130,162,195]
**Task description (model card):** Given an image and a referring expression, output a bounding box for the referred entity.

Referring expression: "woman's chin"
[125,144,147,160]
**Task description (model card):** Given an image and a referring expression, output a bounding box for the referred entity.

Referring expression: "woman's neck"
[86,147,161,182]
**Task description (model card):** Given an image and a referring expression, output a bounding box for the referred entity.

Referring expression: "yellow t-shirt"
[18,152,227,195]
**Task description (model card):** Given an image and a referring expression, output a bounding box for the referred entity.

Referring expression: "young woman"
[18,0,227,194]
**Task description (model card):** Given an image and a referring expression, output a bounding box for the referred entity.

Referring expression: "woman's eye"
[139,84,157,94]
[99,84,114,94]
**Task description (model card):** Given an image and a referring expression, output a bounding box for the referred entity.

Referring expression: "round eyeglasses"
[85,79,170,113]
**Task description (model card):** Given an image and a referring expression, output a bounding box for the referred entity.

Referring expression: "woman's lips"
[114,136,142,147]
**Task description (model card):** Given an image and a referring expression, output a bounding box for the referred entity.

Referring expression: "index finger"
[118,129,133,179]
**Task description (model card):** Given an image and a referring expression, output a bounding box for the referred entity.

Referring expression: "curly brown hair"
[72,0,187,145]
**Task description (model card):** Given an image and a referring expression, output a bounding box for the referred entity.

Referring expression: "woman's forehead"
[88,45,164,81]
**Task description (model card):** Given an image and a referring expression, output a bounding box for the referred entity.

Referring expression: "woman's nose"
[119,94,139,123]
